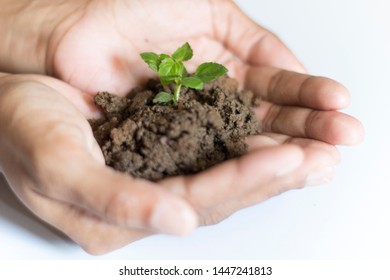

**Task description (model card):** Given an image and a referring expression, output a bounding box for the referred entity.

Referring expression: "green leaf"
[157,54,170,67]
[159,53,170,61]
[182,66,188,77]
[159,75,180,86]
[153,92,173,104]
[182,77,204,89]
[158,58,184,77]
[172,42,193,62]
[158,57,175,77]
[140,52,159,72]
[173,62,185,80]
[158,58,185,85]
[194,62,228,83]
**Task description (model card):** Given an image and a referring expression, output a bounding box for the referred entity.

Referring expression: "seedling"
[140,42,228,104]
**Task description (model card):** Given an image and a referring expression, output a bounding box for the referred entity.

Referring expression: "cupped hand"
[47,0,307,94]
[0,0,364,253]
[160,67,364,225]
[0,74,199,254]
[45,0,363,225]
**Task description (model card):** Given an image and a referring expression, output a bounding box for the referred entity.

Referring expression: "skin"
[0,0,364,254]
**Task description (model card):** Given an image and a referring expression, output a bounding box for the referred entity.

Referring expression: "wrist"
[0,0,85,74]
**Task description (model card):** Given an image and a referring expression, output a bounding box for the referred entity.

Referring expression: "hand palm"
[51,0,306,93]
[52,0,227,94]
[1,0,363,254]
[49,0,362,224]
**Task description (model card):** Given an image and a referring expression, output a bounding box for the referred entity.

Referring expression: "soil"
[89,75,261,181]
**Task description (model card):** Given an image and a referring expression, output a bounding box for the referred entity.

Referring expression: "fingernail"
[150,200,198,235]
[305,166,334,187]
[276,159,301,177]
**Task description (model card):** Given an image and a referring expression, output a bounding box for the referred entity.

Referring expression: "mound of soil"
[90,76,261,181]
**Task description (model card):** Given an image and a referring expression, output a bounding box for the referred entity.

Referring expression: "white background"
[1,0,389,259]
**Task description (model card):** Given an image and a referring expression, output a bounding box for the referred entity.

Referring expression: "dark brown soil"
[90,76,261,181]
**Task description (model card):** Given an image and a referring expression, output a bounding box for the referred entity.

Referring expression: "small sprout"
[140,42,228,105]
[153,91,173,104]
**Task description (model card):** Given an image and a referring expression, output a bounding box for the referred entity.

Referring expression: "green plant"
[140,42,228,105]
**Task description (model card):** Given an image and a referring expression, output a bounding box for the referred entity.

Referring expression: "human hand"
[2,0,305,92]
[160,67,363,225]
[0,0,364,249]
[41,0,363,225]
[0,74,199,254]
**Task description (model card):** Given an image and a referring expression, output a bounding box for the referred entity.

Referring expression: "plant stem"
[173,83,182,104]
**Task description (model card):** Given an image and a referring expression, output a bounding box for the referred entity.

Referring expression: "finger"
[31,143,198,236]
[248,133,341,162]
[245,134,280,150]
[29,74,101,119]
[22,186,150,255]
[244,135,339,197]
[245,67,351,110]
[159,144,304,211]
[260,133,340,175]
[254,133,339,188]
[255,101,364,145]
[203,134,340,225]
[8,135,197,237]
[211,0,306,72]
[73,164,199,235]
[0,73,101,121]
